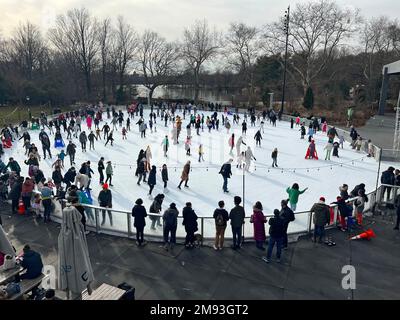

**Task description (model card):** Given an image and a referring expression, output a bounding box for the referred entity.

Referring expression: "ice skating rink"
[3,109,381,238]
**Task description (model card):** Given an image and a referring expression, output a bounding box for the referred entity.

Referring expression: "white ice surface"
[2,109,382,238]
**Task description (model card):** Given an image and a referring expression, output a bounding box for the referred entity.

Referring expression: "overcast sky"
[1,0,400,40]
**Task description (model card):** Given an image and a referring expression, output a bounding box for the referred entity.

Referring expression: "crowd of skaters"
[0,101,398,267]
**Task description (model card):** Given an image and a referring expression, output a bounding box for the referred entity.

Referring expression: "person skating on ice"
[236,136,247,157]
[98,157,105,185]
[305,139,318,160]
[286,183,308,211]
[185,136,191,156]
[244,146,256,171]
[242,120,247,135]
[88,131,97,150]
[161,164,169,190]
[102,123,110,140]
[300,123,306,139]
[79,131,88,152]
[178,161,191,189]
[219,158,233,193]
[254,130,262,147]
[228,133,235,155]
[324,142,333,160]
[104,130,114,146]
[105,161,114,186]
[198,144,205,162]
[66,140,76,166]
[271,148,278,167]
[161,135,169,157]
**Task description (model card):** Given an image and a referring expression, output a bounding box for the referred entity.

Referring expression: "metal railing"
[50,184,385,246]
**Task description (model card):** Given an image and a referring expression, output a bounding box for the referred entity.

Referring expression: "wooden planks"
[82,283,125,300]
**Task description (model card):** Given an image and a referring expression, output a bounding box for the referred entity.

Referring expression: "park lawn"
[0,104,78,125]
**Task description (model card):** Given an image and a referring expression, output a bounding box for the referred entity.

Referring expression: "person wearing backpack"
[163,203,179,250]
[213,201,229,250]
[262,209,285,263]
[280,200,295,250]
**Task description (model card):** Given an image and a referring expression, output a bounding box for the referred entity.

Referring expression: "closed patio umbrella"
[0,225,14,256]
[58,204,94,299]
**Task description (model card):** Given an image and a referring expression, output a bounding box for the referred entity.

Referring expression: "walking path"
[1,202,399,300]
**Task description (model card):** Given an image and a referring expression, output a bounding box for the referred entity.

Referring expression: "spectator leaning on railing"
[381,166,395,202]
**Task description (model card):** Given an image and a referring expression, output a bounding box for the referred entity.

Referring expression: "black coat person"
[182,203,198,247]
[219,160,233,193]
[40,135,52,159]
[279,200,295,249]
[132,199,148,246]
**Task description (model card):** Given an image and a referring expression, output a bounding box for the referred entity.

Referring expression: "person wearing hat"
[163,203,179,250]
[131,198,147,246]
[98,183,113,226]
[380,166,395,202]
[310,197,330,243]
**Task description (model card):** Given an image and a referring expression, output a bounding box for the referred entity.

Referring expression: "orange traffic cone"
[349,229,376,241]
[18,199,25,215]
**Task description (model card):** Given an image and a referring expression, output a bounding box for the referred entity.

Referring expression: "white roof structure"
[382,60,400,75]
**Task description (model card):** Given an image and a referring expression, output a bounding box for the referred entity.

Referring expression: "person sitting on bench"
[18,245,43,280]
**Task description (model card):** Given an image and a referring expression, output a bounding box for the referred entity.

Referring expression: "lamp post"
[26,96,31,120]
[280,6,290,117]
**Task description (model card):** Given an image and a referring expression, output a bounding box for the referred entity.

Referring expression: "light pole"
[280,6,290,117]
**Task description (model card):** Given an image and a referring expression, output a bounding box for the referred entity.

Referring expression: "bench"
[0,267,23,285]
[82,283,126,300]
[9,274,47,300]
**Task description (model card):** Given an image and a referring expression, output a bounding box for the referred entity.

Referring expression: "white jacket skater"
[244,146,256,171]
[75,173,89,189]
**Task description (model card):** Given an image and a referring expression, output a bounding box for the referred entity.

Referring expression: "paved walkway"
[1,202,399,300]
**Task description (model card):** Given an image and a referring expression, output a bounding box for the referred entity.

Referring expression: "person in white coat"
[236,136,247,157]
[145,146,152,170]
[324,142,333,160]
[244,146,256,171]
[75,172,89,190]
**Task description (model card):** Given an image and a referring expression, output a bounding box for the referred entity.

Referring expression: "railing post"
[95,208,100,234]
[242,221,245,245]
[200,218,204,246]
[127,213,132,238]
[308,211,313,235]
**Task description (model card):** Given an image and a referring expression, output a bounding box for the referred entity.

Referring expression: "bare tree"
[388,20,400,55]
[138,30,179,105]
[182,19,220,102]
[98,18,112,102]
[263,0,359,97]
[49,8,99,98]
[10,22,46,80]
[109,16,137,102]
[225,22,259,104]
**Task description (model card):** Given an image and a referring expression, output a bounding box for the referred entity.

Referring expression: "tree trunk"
[102,67,107,102]
[193,67,200,103]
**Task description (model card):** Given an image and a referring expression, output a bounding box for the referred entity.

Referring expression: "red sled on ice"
[305,148,318,160]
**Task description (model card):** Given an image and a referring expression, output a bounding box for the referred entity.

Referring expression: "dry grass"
[0,105,76,126]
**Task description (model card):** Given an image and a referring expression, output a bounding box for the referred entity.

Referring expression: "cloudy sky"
[1,0,399,40]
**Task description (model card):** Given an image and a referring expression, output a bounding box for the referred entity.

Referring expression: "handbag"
[2,255,16,271]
